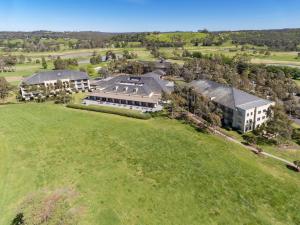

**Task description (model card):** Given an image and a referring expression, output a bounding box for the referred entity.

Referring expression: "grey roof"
[22,70,89,85]
[139,60,172,69]
[92,73,174,97]
[190,79,273,110]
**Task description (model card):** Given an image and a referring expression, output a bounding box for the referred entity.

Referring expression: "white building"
[20,70,90,100]
[190,80,275,133]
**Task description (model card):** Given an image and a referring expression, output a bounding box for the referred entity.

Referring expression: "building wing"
[22,70,90,85]
[190,79,273,110]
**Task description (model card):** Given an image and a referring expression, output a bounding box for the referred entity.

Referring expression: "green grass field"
[0,103,300,225]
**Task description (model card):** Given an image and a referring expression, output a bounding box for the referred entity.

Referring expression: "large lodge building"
[20,70,90,100]
[84,71,174,112]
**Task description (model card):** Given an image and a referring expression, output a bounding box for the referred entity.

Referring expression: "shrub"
[66,104,151,120]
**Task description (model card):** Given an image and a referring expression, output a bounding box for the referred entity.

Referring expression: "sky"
[0,0,300,32]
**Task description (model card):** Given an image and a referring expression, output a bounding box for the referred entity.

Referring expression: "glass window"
[258,111,261,114]
[257,118,260,121]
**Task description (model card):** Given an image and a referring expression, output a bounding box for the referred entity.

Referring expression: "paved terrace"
[83,99,163,112]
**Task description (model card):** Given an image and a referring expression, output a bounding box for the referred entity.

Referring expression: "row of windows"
[256,116,266,122]
[247,109,268,117]
[246,116,266,123]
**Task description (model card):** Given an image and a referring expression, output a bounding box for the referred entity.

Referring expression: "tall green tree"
[41,57,47,69]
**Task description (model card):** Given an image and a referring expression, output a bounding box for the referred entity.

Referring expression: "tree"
[53,57,65,70]
[98,68,109,78]
[41,57,47,69]
[169,63,181,77]
[256,105,293,143]
[18,55,26,64]
[150,47,160,58]
[55,90,72,104]
[90,55,102,65]
[242,134,257,145]
[0,77,10,102]
[53,57,78,70]
[182,49,192,58]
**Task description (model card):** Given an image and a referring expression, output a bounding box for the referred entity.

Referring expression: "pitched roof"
[190,79,273,110]
[22,70,89,85]
[91,73,174,97]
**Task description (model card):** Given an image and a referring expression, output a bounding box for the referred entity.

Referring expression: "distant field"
[0,63,55,86]
[0,103,300,224]
[2,44,300,79]
[145,32,208,43]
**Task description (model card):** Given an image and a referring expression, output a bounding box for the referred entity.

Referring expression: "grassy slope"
[221,129,300,163]
[0,104,300,225]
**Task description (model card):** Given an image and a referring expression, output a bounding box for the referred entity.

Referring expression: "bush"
[66,104,151,120]
[242,133,257,145]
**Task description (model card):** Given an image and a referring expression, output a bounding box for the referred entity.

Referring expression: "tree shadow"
[286,164,299,173]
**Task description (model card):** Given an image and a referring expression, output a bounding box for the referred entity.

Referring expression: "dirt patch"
[5,76,23,82]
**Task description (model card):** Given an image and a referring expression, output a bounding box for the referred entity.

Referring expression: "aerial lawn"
[0,103,300,224]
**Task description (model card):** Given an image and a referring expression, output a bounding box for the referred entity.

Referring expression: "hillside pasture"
[0,104,300,224]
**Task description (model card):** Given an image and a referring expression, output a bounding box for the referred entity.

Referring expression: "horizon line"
[1,27,300,33]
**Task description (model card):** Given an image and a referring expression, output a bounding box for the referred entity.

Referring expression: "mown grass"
[0,103,300,225]
[0,63,54,78]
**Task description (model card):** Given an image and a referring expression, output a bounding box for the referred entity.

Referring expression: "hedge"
[66,104,152,120]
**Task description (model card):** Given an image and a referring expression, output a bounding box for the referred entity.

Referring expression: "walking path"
[188,113,299,171]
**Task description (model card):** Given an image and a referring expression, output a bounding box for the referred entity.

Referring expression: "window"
[258,111,261,114]
[257,117,260,121]
[247,113,249,117]
[262,116,266,120]
[263,109,267,113]
[251,112,253,116]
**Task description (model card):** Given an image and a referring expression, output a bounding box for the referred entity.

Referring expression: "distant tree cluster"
[226,29,300,51]
[0,31,111,52]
